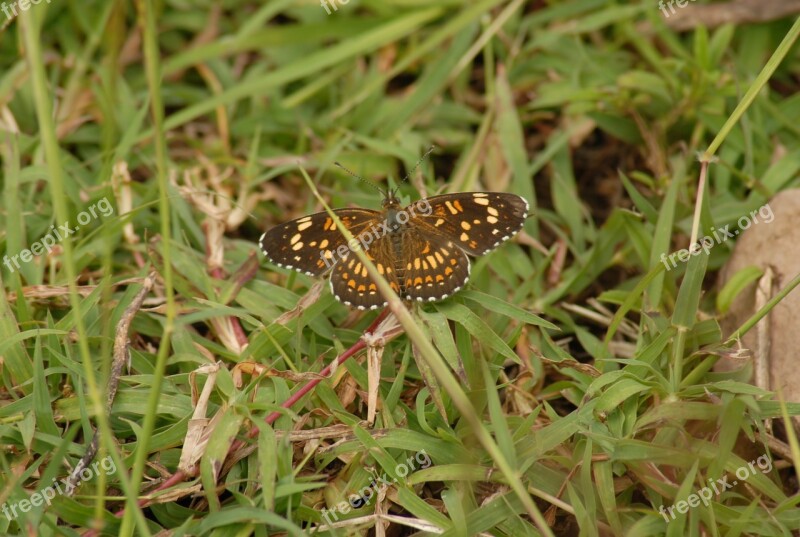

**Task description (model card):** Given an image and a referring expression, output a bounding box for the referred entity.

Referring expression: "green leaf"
[435,301,519,363]
[717,266,763,314]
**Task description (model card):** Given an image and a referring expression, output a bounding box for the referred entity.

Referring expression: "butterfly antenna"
[399,145,436,184]
[334,161,386,196]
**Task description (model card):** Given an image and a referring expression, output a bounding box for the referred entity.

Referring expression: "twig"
[66,273,156,492]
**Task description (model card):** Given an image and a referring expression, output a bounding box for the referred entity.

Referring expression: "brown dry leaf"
[366,341,383,426]
[111,161,141,248]
[171,156,259,353]
[6,276,156,303]
[539,354,601,378]
[6,284,96,302]
[338,374,359,410]
[208,315,248,355]
[174,153,255,233]
[361,314,404,422]
[0,105,20,133]
[231,361,329,387]
[660,0,800,31]
[717,190,800,430]
[178,362,224,473]
[146,482,204,505]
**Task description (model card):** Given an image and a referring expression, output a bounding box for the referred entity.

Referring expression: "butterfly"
[260,189,529,310]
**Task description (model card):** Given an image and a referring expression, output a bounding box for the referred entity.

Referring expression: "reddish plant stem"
[83,309,388,536]
[261,313,381,426]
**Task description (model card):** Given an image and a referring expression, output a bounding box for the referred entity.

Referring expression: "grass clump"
[1,1,800,536]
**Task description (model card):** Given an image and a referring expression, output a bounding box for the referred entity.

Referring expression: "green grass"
[1,1,800,536]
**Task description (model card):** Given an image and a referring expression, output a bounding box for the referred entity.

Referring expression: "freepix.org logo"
[1,0,51,23]
[658,0,697,18]
[319,0,348,15]
[320,449,432,527]
[319,198,433,270]
[660,203,774,271]
[1,456,117,521]
[2,197,114,273]
[658,455,773,521]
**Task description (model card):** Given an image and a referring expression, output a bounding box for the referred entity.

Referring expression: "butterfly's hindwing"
[399,228,470,302]
[330,235,401,310]
[259,208,380,276]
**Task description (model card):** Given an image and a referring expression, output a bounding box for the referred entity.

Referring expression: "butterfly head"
[381,186,404,230]
[381,185,402,209]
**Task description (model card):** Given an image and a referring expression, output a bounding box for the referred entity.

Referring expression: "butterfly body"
[260,191,528,310]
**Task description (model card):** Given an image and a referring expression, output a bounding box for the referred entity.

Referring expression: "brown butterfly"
[260,188,528,310]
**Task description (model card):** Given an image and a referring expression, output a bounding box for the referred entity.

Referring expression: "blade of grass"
[19,7,150,536]
[703,16,800,159]
[118,1,178,535]
[298,165,554,536]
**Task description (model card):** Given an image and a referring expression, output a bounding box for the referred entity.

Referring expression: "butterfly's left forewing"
[259,208,380,276]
